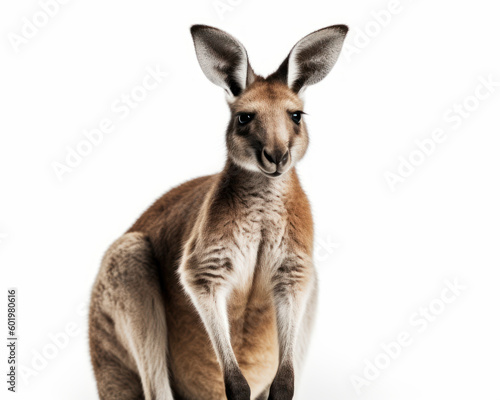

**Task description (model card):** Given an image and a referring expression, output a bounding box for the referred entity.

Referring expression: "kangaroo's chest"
[171,182,301,399]
[230,193,289,276]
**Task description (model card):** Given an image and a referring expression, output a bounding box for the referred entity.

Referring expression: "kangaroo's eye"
[291,112,302,125]
[238,113,254,125]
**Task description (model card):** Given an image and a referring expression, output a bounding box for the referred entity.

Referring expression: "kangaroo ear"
[191,25,255,98]
[271,25,348,93]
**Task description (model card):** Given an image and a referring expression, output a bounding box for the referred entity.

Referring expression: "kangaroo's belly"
[167,283,279,400]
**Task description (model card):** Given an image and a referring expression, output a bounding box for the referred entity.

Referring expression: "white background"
[1,0,500,399]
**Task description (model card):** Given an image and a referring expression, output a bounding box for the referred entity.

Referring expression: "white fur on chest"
[227,185,289,288]
[183,178,293,294]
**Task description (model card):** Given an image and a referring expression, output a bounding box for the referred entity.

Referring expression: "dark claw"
[224,368,251,400]
[268,363,294,400]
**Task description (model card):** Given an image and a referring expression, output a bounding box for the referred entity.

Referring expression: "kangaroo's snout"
[261,147,290,175]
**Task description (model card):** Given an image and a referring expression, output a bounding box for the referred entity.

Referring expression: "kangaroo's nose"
[262,148,289,167]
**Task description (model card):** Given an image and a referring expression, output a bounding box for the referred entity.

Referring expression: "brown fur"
[89,24,347,400]
[89,162,313,399]
[130,162,312,398]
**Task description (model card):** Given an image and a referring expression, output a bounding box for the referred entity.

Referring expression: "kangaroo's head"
[191,25,348,178]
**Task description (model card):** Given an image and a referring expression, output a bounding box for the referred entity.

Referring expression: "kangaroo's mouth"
[258,167,284,178]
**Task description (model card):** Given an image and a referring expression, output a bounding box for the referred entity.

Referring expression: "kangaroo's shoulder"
[284,170,314,254]
[127,173,218,239]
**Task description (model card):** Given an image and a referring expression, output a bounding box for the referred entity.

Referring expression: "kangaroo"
[89,24,348,400]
